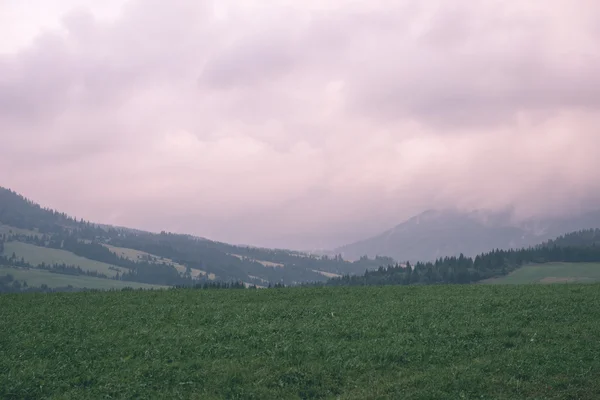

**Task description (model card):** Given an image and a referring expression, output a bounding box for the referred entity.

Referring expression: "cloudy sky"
[1,0,599,249]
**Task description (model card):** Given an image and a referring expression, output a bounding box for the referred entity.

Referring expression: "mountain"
[326,228,600,287]
[0,187,390,290]
[335,208,600,262]
[4,185,599,292]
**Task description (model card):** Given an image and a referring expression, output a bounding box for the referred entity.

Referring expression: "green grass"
[1,285,600,399]
[2,242,127,277]
[0,266,166,290]
[483,262,600,284]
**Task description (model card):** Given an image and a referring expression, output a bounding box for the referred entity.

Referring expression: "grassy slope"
[103,244,181,266]
[0,224,39,237]
[1,285,600,399]
[0,266,166,290]
[230,253,284,268]
[2,242,127,277]
[483,262,600,284]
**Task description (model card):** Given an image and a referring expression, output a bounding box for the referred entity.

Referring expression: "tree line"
[0,273,88,294]
[325,229,600,286]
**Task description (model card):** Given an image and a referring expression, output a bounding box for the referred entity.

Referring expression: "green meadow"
[483,262,600,284]
[1,284,599,399]
[0,266,165,290]
[2,242,127,277]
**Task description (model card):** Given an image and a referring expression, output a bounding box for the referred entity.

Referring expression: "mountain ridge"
[335,208,600,262]
[0,186,390,287]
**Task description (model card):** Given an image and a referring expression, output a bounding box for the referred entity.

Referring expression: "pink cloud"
[1,0,599,249]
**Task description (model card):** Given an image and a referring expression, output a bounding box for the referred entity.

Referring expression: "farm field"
[1,285,600,399]
[0,266,166,290]
[483,262,600,284]
[2,242,127,277]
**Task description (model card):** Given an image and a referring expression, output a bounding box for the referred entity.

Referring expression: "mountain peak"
[336,208,600,262]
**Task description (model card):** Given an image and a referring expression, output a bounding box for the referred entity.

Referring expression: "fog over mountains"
[334,208,600,262]
[2,1,600,250]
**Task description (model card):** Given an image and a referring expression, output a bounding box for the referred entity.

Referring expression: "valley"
[2,186,600,399]
[3,3,598,397]
[3,187,600,292]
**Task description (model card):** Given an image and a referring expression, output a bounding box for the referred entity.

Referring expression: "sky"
[1,0,600,250]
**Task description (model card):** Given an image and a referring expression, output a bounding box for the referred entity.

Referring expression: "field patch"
[312,269,342,278]
[230,254,284,268]
[482,262,600,284]
[1,285,600,398]
[2,242,127,277]
[540,277,582,284]
[0,266,165,290]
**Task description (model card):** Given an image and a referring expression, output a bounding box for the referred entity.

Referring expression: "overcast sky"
[1,0,599,249]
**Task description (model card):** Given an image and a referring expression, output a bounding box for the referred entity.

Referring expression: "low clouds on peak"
[1,0,599,249]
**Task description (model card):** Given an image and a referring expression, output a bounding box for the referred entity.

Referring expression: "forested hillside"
[545,229,600,248]
[326,229,600,286]
[0,187,389,290]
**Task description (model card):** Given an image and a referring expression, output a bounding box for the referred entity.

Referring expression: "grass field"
[1,285,600,399]
[231,253,285,268]
[483,262,600,284]
[0,266,166,290]
[2,242,127,277]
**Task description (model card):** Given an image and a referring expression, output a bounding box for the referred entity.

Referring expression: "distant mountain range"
[335,208,600,262]
[3,184,600,291]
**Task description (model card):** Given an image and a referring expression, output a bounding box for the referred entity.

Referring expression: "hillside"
[0,187,389,290]
[335,208,600,262]
[327,229,600,287]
